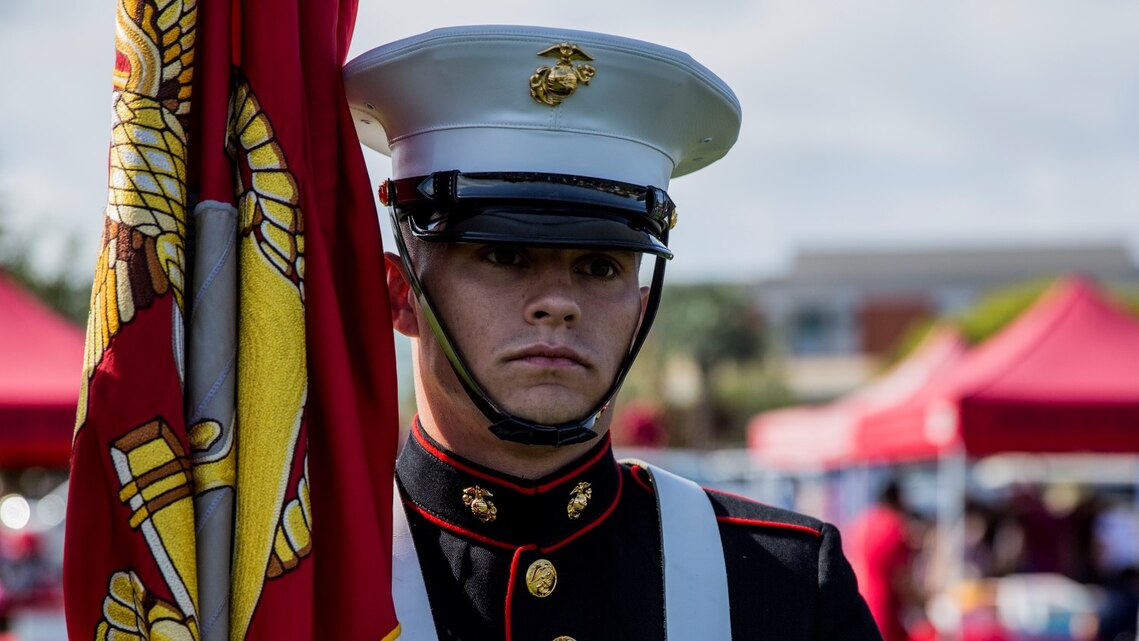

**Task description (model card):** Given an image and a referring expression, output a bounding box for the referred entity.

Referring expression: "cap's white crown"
[344,25,741,188]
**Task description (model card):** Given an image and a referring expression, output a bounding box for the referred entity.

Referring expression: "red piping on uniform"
[413,421,613,494]
[504,543,538,641]
[402,499,518,550]
[628,464,655,494]
[716,515,822,537]
[542,466,624,553]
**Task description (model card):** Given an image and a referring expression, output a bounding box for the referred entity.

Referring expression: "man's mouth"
[505,345,590,369]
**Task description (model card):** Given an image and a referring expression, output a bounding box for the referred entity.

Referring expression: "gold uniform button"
[552,637,576,641]
[525,558,557,598]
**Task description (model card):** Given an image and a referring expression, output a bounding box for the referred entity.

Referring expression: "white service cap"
[343,25,741,189]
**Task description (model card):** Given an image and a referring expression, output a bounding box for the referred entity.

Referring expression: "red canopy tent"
[0,272,84,467]
[853,276,1139,464]
[748,327,967,469]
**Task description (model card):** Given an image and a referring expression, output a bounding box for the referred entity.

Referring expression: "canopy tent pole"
[934,444,968,639]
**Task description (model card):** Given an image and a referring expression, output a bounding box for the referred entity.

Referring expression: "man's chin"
[496,391,603,427]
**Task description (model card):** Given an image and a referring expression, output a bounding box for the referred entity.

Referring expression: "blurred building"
[756,242,1139,400]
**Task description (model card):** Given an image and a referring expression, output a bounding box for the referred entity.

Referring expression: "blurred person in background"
[1092,501,1139,641]
[1096,566,1138,641]
[962,498,1000,579]
[611,400,669,449]
[848,479,927,641]
[989,483,1074,578]
[0,529,50,638]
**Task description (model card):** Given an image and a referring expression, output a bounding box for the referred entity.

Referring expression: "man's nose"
[524,267,580,326]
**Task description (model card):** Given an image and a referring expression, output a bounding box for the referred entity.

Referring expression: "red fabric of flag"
[64,1,399,639]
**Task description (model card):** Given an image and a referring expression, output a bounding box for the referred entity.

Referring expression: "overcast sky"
[2,1,1137,283]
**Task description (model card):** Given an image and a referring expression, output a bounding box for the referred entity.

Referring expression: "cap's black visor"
[387,171,675,259]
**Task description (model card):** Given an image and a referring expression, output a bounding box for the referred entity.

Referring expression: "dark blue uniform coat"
[397,422,883,641]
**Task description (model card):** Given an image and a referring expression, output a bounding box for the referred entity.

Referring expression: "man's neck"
[415,407,608,480]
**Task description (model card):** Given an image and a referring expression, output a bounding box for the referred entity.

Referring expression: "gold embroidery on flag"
[80,0,203,638]
[78,0,198,432]
[230,79,305,295]
[108,418,199,635]
[82,0,314,636]
[226,73,309,639]
[267,455,312,579]
[187,418,237,495]
[96,570,199,641]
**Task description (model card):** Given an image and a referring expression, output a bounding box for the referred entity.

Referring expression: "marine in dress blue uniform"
[344,25,882,641]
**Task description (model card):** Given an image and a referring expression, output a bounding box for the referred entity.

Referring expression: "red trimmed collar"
[396,420,623,549]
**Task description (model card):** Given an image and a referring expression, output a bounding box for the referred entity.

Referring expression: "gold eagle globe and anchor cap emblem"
[567,481,593,519]
[462,485,498,523]
[529,42,596,107]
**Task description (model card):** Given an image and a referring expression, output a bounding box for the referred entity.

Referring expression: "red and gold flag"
[64,1,400,639]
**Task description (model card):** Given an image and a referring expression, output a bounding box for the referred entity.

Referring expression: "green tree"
[888,277,1139,367]
[0,208,91,324]
[654,284,764,371]
[628,283,772,447]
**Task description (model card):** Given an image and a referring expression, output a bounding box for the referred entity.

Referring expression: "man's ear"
[386,252,420,337]
[632,285,651,335]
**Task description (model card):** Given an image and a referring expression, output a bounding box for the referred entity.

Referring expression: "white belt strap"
[390,466,732,640]
[632,461,733,641]
[391,484,440,641]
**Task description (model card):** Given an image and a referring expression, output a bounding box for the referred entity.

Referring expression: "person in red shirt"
[848,480,923,641]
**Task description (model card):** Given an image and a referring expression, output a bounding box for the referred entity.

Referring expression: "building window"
[790,306,836,355]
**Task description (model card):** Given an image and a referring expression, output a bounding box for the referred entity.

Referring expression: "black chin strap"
[487,417,600,447]
[391,208,668,447]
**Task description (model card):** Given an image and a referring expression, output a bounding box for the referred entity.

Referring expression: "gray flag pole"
[186,200,241,641]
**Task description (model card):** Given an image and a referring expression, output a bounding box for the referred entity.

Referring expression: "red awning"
[0,272,84,467]
[748,327,966,469]
[853,276,1139,463]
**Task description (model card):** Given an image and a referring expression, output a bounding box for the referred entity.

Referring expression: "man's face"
[413,242,647,426]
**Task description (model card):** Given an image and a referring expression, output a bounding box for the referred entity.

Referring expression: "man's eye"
[485,247,524,266]
[582,259,618,278]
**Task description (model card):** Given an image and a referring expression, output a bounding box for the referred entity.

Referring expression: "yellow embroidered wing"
[78,0,195,429]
